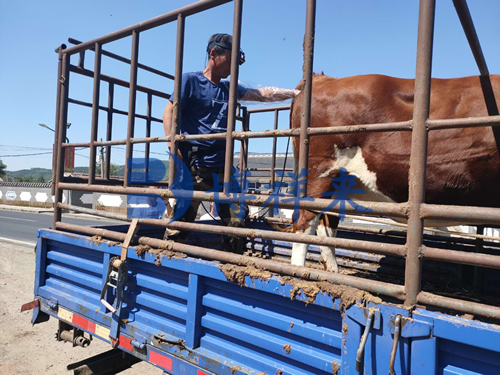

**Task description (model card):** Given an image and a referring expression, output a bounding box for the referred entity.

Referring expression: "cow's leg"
[316,214,340,272]
[291,210,320,267]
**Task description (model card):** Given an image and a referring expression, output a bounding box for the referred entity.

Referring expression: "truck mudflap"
[31,229,500,374]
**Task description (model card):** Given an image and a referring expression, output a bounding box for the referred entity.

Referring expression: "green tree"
[0,159,6,179]
[36,176,46,183]
[96,163,119,177]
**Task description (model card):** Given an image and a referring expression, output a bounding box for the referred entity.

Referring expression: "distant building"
[234,153,294,192]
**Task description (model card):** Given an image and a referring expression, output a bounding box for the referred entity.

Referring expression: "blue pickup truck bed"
[32,224,500,374]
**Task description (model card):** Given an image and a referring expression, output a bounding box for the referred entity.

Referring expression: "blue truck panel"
[33,228,500,374]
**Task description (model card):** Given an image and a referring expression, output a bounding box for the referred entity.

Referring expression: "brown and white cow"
[290,73,500,272]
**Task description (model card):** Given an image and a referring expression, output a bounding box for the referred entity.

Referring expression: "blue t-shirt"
[170,72,247,168]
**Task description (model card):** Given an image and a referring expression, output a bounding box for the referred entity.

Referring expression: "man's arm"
[163,100,174,147]
[162,100,182,159]
[241,87,300,103]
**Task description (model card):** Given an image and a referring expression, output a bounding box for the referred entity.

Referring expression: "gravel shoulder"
[0,241,157,374]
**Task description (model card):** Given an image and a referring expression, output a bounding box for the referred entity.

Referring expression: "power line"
[0,151,53,157]
[0,144,53,151]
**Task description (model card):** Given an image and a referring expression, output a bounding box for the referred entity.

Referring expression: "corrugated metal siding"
[199,278,341,375]
[42,240,104,310]
[125,260,189,340]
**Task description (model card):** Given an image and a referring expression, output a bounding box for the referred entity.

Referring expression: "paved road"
[0,209,121,246]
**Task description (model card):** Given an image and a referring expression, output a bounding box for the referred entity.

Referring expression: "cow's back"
[291,74,500,207]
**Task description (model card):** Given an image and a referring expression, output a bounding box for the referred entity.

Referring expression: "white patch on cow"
[316,224,339,273]
[98,194,123,207]
[291,215,320,267]
[319,145,395,203]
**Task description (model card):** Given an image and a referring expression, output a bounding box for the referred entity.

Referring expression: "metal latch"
[389,315,402,375]
[356,310,375,372]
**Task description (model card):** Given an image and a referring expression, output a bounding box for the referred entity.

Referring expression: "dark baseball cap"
[206,33,245,65]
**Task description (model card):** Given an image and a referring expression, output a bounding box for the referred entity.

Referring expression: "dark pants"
[165,166,245,254]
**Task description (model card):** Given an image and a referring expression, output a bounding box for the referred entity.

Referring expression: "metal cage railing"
[51,0,500,320]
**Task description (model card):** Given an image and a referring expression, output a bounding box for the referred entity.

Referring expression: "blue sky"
[1,0,499,172]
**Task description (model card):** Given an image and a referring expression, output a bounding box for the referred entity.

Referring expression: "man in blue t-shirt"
[163,33,298,252]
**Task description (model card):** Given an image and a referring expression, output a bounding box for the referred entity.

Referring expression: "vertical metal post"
[270,109,279,187]
[404,0,436,306]
[99,140,104,178]
[298,0,316,196]
[473,225,485,294]
[238,108,249,173]
[145,93,152,183]
[124,31,140,187]
[51,45,65,196]
[53,53,70,227]
[223,0,243,193]
[168,14,185,186]
[89,43,102,185]
[105,83,114,180]
[452,0,500,147]
[452,0,491,76]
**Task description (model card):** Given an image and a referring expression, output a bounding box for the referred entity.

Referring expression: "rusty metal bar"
[422,245,500,269]
[124,31,139,187]
[105,83,114,179]
[63,176,125,186]
[297,0,316,196]
[247,105,291,114]
[238,107,249,172]
[270,110,279,187]
[58,182,408,218]
[64,0,232,56]
[145,93,152,183]
[51,45,65,196]
[452,0,490,76]
[417,291,500,320]
[88,43,102,185]
[69,65,170,100]
[404,0,435,307]
[93,120,414,148]
[160,121,412,141]
[420,203,500,226]
[223,0,243,194]
[53,54,70,227]
[309,121,413,135]
[67,98,163,123]
[63,140,126,148]
[58,203,407,257]
[54,222,406,299]
[68,37,174,80]
[427,115,500,130]
[452,0,500,148]
[168,13,185,186]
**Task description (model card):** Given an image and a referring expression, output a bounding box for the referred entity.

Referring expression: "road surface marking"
[0,215,36,222]
[0,237,36,247]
